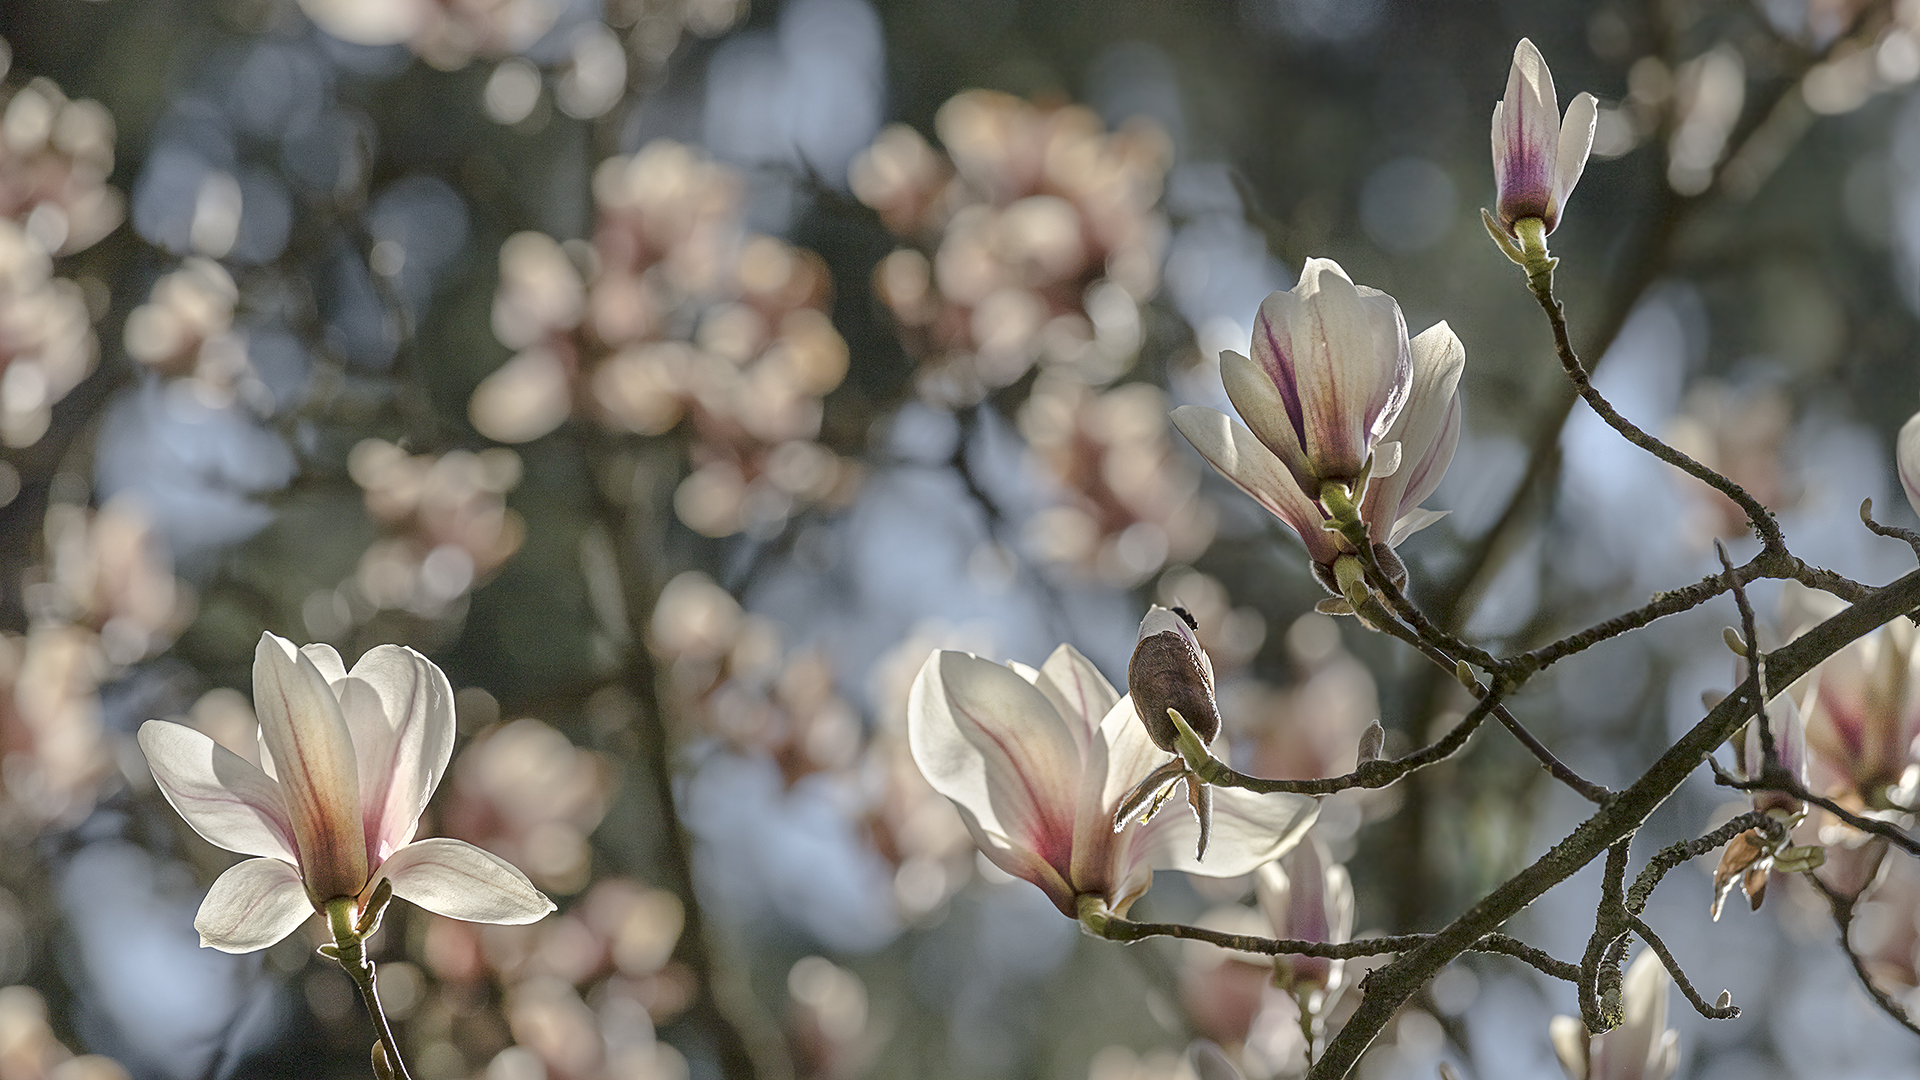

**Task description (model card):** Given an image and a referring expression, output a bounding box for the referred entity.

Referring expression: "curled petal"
[1551,92,1599,229]
[337,645,456,864]
[254,632,368,901]
[1221,347,1310,485]
[1172,406,1340,565]
[1363,320,1464,540]
[375,838,555,925]
[194,857,314,953]
[139,720,295,863]
[1261,260,1410,480]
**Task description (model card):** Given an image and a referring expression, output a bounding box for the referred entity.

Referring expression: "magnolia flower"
[1549,949,1679,1080]
[140,633,554,953]
[1901,411,1920,521]
[1172,260,1462,574]
[1800,614,1920,811]
[907,644,1317,918]
[1491,38,1598,237]
[1255,835,1353,1008]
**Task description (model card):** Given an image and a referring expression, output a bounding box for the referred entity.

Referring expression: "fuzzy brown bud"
[1130,605,1221,753]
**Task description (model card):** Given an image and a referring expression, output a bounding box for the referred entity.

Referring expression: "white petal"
[300,643,348,685]
[1610,949,1673,1080]
[1900,411,1920,522]
[194,857,314,953]
[1387,508,1451,548]
[1549,91,1599,231]
[1496,39,1561,227]
[1097,695,1176,814]
[376,838,555,925]
[1030,643,1120,759]
[1364,320,1464,535]
[1126,782,1317,880]
[139,720,296,862]
[254,632,368,901]
[337,645,456,863]
[1548,1014,1589,1080]
[907,650,1083,865]
[1171,406,1339,565]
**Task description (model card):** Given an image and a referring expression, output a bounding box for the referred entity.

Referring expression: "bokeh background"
[0,0,1917,1078]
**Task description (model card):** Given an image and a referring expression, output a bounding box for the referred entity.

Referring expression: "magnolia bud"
[1130,605,1221,753]
[1356,721,1386,765]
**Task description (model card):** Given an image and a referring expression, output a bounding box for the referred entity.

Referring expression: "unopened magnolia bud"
[1715,990,1732,1010]
[373,1041,395,1080]
[1722,627,1747,657]
[1454,660,1476,688]
[1130,606,1221,753]
[1357,721,1386,764]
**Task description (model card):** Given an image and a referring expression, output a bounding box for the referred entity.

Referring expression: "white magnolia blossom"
[1255,834,1353,1006]
[1491,38,1598,237]
[1549,949,1680,1080]
[140,633,554,953]
[1900,410,1920,523]
[907,644,1317,917]
[1172,259,1462,569]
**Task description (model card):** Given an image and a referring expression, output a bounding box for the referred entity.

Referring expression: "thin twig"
[1714,771,1920,857]
[1095,917,1579,982]
[1197,686,1503,796]
[1861,497,1920,561]
[1578,840,1633,1031]
[1627,915,1740,1020]
[1625,810,1783,915]
[1718,542,1777,767]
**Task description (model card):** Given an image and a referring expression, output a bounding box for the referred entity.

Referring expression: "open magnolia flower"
[1491,38,1598,238]
[139,633,554,953]
[907,643,1317,918]
[1171,260,1462,582]
[1549,949,1679,1080]
[1255,834,1353,1009]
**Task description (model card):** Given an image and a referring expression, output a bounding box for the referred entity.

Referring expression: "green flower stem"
[324,897,416,1080]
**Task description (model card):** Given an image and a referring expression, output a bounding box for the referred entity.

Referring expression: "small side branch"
[1625,810,1782,915]
[1627,915,1740,1020]
[1810,877,1920,1038]
[1719,542,1777,767]
[1195,688,1504,796]
[1093,916,1578,981]
[1715,772,1920,858]
[1861,497,1920,562]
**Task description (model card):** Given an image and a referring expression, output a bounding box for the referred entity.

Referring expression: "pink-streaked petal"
[1171,406,1340,565]
[194,857,313,953]
[1387,508,1451,548]
[1496,39,1560,229]
[338,645,456,864]
[377,838,554,925]
[1548,92,1598,232]
[1221,347,1310,484]
[1284,260,1410,479]
[1901,411,1920,523]
[1031,643,1120,759]
[1125,782,1317,880]
[960,800,1078,916]
[254,632,368,901]
[907,650,1083,874]
[139,720,296,862]
[1096,695,1173,814]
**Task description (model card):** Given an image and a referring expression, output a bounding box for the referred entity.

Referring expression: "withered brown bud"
[1129,606,1220,753]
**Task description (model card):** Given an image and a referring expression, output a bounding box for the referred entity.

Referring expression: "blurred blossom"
[470,141,858,537]
[0,76,123,256]
[0,985,130,1080]
[1018,376,1215,586]
[1230,614,1377,784]
[853,90,1172,404]
[139,635,555,951]
[1489,39,1597,239]
[298,0,562,70]
[1255,834,1353,1010]
[1665,381,1796,543]
[649,571,863,785]
[1667,46,1745,196]
[1175,904,1274,1051]
[1900,408,1920,521]
[787,955,874,1080]
[1786,586,1920,814]
[1548,949,1679,1080]
[2,498,188,824]
[907,645,1316,918]
[444,716,612,895]
[0,220,97,448]
[338,439,526,634]
[1847,851,1920,1004]
[122,259,288,414]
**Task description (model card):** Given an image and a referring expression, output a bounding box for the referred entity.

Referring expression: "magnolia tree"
[905,38,1920,1079]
